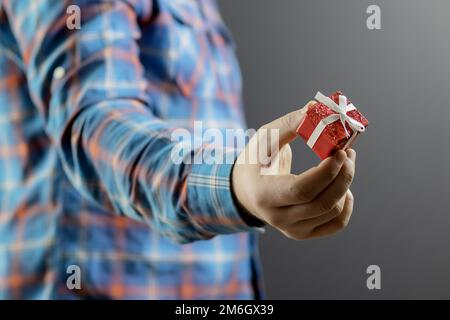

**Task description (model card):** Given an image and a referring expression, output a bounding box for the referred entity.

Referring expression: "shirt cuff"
[187,149,262,237]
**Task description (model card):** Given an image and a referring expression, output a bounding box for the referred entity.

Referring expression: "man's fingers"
[280,194,346,240]
[281,190,354,240]
[306,149,356,214]
[291,150,348,203]
[244,101,313,170]
[265,182,345,226]
[308,190,354,238]
[300,194,346,229]
[261,150,347,207]
[262,101,315,147]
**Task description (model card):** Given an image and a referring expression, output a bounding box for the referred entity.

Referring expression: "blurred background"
[219,0,450,299]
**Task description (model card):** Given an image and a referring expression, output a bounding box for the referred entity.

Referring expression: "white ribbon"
[306,92,366,148]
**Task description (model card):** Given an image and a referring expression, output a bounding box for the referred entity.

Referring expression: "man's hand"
[232,102,356,240]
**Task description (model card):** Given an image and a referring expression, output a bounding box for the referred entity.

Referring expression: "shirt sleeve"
[3,0,254,243]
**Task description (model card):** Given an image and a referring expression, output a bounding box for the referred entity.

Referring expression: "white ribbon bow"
[306,92,366,148]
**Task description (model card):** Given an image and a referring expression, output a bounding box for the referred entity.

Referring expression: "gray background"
[219,0,450,299]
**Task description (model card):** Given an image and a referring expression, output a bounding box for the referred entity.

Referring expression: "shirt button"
[53,66,66,80]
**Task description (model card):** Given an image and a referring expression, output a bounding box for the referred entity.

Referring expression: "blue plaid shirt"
[0,0,262,299]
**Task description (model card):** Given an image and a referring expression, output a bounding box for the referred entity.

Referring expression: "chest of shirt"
[137,0,242,112]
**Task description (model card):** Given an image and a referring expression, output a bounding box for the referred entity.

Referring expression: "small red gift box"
[296,91,369,160]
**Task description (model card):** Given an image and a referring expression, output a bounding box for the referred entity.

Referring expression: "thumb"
[262,100,315,148]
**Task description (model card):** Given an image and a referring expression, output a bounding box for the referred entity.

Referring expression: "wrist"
[230,164,266,228]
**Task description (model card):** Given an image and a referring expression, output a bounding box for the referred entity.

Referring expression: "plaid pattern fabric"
[0,0,262,299]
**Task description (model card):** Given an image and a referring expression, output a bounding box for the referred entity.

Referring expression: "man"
[0,0,356,299]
